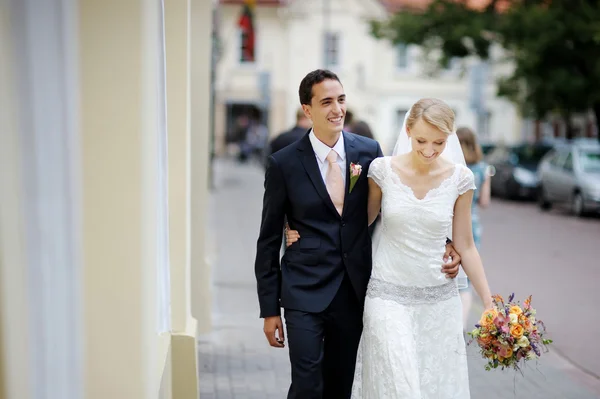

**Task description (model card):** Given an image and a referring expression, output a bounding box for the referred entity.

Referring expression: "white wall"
[215,0,521,146]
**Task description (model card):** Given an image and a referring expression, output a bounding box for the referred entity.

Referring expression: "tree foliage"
[371,0,600,139]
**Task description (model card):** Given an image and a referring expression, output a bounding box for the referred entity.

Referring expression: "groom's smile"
[328,115,344,126]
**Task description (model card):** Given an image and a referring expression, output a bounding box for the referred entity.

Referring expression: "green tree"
[371,0,600,141]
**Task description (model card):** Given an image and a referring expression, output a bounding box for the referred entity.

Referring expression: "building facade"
[215,0,521,156]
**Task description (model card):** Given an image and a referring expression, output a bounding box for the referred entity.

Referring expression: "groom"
[255,69,461,398]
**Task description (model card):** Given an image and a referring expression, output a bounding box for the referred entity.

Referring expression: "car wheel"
[538,185,552,211]
[571,192,585,217]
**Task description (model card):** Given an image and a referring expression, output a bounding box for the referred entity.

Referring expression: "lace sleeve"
[367,157,386,188]
[457,165,476,195]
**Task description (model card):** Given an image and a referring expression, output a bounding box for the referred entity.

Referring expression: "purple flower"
[532,343,541,356]
[508,293,515,303]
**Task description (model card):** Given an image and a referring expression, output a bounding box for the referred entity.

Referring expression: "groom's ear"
[301,104,312,121]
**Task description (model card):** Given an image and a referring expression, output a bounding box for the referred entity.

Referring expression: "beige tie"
[326,150,345,215]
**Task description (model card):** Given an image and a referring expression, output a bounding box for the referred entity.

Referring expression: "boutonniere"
[349,162,362,193]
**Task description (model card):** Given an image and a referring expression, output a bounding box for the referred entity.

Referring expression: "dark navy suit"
[255,130,383,398]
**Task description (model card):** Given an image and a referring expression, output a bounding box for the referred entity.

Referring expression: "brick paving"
[198,158,600,399]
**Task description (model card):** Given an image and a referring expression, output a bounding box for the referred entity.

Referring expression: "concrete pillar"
[165,0,192,333]
[164,0,200,397]
[190,0,213,335]
[78,0,170,397]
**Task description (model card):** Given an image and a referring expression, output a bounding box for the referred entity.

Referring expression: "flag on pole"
[237,0,256,62]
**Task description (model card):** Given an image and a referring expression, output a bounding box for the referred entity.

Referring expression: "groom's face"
[302,79,346,136]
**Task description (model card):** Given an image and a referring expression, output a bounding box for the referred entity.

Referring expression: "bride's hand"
[484,299,494,310]
[285,223,300,247]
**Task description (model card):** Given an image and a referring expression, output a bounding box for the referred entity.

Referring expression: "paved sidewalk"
[198,158,600,399]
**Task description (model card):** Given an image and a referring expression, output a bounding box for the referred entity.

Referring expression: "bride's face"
[407,118,449,164]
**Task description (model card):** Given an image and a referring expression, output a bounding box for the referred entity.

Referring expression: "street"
[198,158,600,398]
[479,196,600,379]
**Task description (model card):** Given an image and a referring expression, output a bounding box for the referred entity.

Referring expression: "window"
[239,28,256,63]
[580,150,600,172]
[476,110,492,140]
[515,145,553,164]
[323,32,340,67]
[550,151,566,168]
[396,43,409,69]
[563,152,574,171]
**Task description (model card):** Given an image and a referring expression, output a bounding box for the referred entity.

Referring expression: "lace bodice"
[368,156,475,287]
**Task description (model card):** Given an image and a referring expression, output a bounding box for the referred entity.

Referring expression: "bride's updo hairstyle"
[405,98,455,136]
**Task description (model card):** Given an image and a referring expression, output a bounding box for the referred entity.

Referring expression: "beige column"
[190,0,213,334]
[79,0,170,398]
[164,0,200,398]
[165,0,193,334]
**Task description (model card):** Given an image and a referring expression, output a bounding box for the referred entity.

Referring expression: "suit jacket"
[255,130,383,318]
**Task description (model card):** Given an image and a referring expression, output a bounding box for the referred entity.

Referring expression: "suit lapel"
[297,132,340,218]
[342,131,357,217]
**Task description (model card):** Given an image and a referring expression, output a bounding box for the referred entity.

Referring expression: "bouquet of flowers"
[468,293,553,371]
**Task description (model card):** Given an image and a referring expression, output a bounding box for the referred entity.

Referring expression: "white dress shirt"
[309,129,346,186]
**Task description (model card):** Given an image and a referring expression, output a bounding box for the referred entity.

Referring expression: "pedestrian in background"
[349,120,375,140]
[456,126,491,330]
[239,108,269,163]
[344,109,355,132]
[268,107,312,156]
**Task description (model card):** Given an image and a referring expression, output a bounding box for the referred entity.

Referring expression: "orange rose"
[510,324,525,339]
[480,309,498,328]
[509,306,523,315]
[478,334,493,346]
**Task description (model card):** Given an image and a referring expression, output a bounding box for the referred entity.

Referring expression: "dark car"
[481,143,496,156]
[485,143,554,200]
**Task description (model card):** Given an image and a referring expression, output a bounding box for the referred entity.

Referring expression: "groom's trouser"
[284,274,363,399]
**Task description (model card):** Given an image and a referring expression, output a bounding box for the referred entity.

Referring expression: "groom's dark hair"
[299,69,342,106]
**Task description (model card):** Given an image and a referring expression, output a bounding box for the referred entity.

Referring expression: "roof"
[379,0,509,13]
[219,0,287,6]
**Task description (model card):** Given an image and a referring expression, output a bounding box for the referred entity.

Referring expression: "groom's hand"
[442,243,461,278]
[264,316,285,348]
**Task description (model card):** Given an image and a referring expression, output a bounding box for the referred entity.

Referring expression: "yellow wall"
[0,0,210,396]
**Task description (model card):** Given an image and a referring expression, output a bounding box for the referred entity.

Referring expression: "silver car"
[538,139,600,216]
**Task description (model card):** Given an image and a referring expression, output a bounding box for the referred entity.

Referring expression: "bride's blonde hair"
[406,98,455,136]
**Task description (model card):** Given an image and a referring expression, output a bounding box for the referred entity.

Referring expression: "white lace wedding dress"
[351,156,475,399]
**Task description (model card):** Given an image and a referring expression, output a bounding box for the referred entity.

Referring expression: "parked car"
[537,139,600,216]
[481,143,496,156]
[485,143,554,200]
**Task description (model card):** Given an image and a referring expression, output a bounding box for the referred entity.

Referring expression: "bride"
[287,98,494,398]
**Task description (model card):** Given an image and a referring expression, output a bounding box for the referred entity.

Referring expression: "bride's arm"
[367,178,382,226]
[452,190,493,309]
